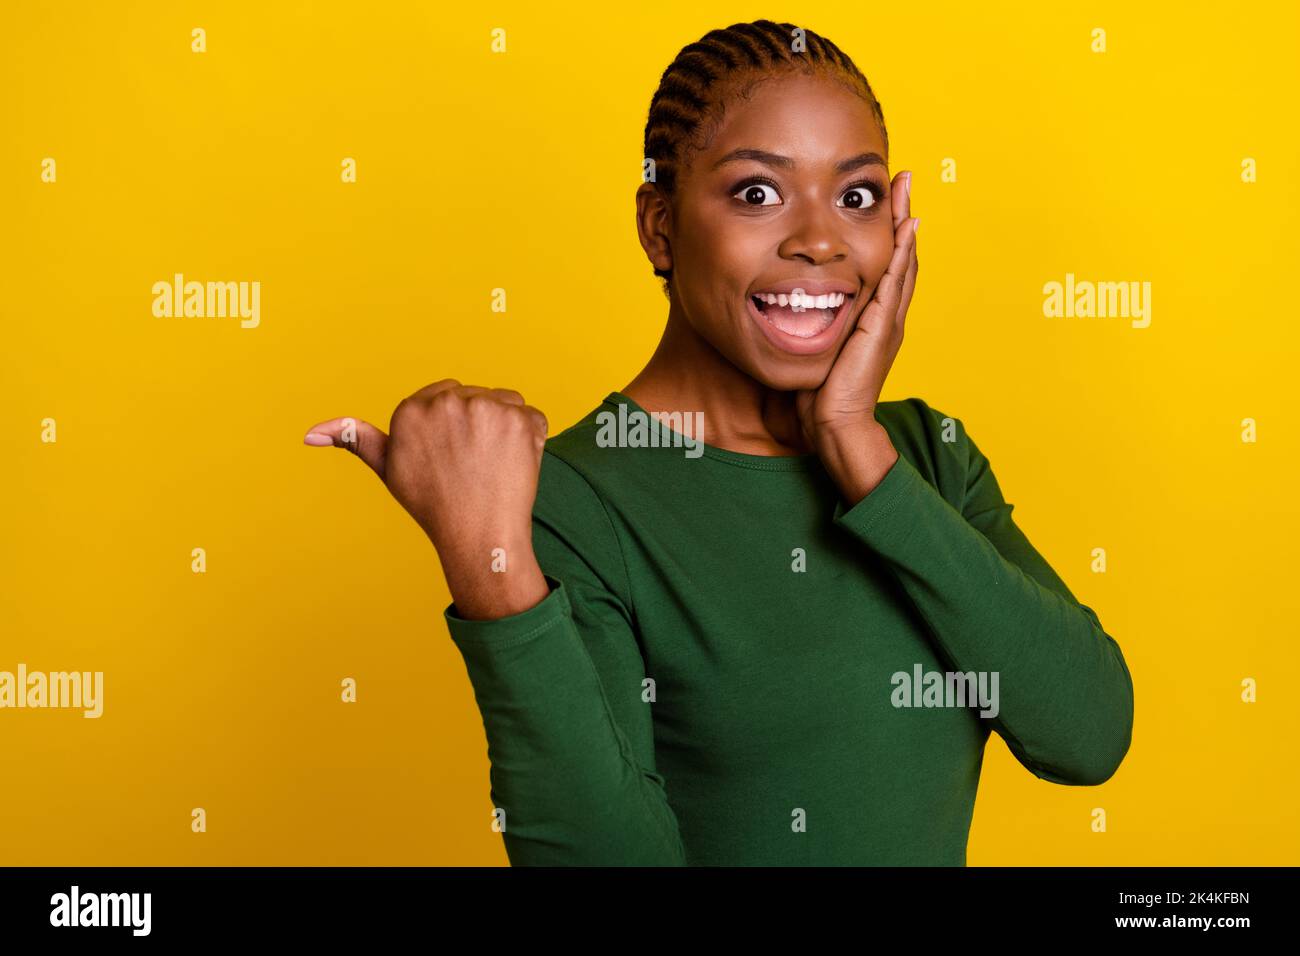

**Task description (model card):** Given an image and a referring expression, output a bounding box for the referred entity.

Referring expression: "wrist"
[445,551,548,621]
[438,528,547,621]
[818,422,899,505]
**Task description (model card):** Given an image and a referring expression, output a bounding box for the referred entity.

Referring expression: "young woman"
[304,20,1134,866]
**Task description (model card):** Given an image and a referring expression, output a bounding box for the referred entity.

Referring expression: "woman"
[303,19,1134,866]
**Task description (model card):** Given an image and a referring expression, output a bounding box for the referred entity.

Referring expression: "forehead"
[696,70,886,167]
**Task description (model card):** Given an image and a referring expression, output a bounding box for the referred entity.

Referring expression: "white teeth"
[756,291,845,310]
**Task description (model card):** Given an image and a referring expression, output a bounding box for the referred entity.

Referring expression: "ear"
[634,181,674,278]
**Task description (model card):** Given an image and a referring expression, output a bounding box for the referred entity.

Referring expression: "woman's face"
[642,70,896,391]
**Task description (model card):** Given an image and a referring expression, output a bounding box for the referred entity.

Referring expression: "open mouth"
[749,290,850,339]
[746,287,858,355]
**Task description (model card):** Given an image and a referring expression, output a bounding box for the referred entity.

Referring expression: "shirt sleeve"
[833,402,1135,786]
[442,452,687,865]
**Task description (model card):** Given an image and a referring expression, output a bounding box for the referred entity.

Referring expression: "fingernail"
[303,433,333,446]
[905,171,913,201]
[913,217,921,235]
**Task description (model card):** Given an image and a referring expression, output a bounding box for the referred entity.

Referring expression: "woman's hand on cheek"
[795,170,919,504]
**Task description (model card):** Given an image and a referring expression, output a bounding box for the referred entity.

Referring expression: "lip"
[746,282,858,356]
[750,279,857,297]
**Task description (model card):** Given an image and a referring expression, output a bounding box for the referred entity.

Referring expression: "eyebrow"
[710,148,886,174]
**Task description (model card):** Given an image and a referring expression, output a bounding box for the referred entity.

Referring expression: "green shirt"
[444,391,1134,866]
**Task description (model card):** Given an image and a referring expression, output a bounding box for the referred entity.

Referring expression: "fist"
[303,380,548,561]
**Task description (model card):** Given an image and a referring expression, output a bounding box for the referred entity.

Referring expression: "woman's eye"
[838,187,878,210]
[734,183,781,206]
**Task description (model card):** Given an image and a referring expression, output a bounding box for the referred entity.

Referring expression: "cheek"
[677,219,759,315]
[681,210,761,280]
[861,225,897,287]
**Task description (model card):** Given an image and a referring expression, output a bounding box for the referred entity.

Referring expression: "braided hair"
[642,20,889,296]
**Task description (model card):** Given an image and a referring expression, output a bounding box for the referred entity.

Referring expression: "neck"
[621,301,813,456]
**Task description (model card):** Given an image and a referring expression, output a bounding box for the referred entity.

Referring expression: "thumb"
[303,416,389,479]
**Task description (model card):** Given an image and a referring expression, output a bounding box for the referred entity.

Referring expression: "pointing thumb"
[303,416,389,480]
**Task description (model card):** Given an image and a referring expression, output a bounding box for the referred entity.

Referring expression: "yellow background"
[2,0,1296,865]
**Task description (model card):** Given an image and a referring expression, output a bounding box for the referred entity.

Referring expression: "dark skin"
[302,69,918,620]
[630,70,919,500]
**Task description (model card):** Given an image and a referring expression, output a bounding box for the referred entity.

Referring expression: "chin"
[744,358,834,393]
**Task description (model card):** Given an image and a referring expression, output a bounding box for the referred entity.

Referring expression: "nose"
[776,198,848,265]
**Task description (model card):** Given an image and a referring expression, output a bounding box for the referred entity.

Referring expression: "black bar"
[0,866,1289,940]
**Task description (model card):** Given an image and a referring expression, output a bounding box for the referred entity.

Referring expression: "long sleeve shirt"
[443,391,1135,866]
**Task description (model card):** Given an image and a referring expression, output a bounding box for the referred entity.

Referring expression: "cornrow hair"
[642,20,889,296]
